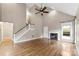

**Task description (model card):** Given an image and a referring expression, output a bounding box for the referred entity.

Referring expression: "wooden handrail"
[14,24,28,34]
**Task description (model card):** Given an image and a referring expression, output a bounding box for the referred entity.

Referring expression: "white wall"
[43,10,75,40]
[0,3,26,33]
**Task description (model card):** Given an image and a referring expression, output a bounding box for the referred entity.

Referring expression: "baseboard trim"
[14,36,42,43]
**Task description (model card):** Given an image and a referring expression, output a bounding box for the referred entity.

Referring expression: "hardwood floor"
[0,38,77,56]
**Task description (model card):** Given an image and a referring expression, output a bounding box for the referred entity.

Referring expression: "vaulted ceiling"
[26,3,79,16]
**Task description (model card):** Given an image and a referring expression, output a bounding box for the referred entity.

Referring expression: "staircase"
[14,24,36,43]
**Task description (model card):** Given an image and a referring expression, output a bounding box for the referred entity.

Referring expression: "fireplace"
[50,33,58,40]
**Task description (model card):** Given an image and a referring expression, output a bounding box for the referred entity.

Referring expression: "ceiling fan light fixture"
[35,4,49,16]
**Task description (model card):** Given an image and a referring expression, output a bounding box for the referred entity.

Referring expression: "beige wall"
[0,4,42,42]
[31,14,42,37]
[27,11,42,38]
[43,10,75,40]
[0,4,1,21]
[44,10,74,31]
[0,22,2,40]
[75,5,79,55]
[75,6,79,43]
[25,4,43,38]
[0,3,26,33]
[0,3,75,41]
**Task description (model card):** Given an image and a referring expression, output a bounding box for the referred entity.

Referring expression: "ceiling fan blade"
[42,7,47,11]
[35,11,40,14]
[35,8,41,11]
[43,11,49,13]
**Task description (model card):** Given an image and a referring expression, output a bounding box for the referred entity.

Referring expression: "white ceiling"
[26,3,79,16]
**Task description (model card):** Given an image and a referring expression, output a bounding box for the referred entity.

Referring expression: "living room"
[0,3,79,56]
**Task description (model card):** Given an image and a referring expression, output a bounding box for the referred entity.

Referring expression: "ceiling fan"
[35,4,49,16]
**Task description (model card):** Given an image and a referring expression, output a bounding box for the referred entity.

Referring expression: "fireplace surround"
[50,33,58,40]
